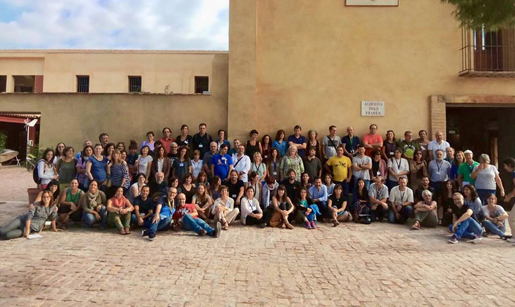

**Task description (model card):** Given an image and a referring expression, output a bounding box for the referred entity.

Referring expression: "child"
[297,187,321,229]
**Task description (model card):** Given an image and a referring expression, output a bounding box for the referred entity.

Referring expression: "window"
[0,76,6,93]
[195,76,209,94]
[13,75,35,93]
[128,76,142,93]
[77,75,90,93]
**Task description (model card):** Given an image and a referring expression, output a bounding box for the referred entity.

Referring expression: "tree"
[442,0,515,30]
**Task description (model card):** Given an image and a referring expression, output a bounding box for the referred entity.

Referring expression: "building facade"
[1,0,515,165]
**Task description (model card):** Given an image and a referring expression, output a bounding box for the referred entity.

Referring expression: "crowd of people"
[1,123,514,245]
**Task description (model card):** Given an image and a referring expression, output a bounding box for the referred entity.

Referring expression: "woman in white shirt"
[240,186,267,227]
[135,145,153,184]
[212,186,240,230]
[38,148,57,189]
[191,150,203,181]
[471,154,505,205]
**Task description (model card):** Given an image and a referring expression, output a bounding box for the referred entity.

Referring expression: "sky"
[0,0,229,50]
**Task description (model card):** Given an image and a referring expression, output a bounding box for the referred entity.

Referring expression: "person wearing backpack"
[36,148,57,189]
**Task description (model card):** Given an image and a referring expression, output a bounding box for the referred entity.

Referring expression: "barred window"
[128,76,142,93]
[77,75,89,93]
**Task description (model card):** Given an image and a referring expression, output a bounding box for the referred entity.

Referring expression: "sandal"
[411,221,421,230]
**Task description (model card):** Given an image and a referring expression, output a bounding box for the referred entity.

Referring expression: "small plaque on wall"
[362,101,385,117]
[346,0,399,6]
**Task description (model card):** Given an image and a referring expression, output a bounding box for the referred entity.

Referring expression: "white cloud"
[0,0,229,50]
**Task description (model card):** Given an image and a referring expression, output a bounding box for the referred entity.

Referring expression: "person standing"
[303,147,322,182]
[342,126,360,159]
[287,125,307,157]
[352,145,372,192]
[246,130,262,160]
[175,124,193,150]
[458,150,479,188]
[362,124,383,157]
[409,150,428,190]
[471,154,505,204]
[322,125,341,161]
[203,142,218,177]
[192,123,213,158]
[279,145,304,182]
[415,130,431,162]
[428,131,450,161]
[427,149,451,198]
[324,145,352,195]
[232,144,251,183]
[386,149,409,190]
[398,131,420,160]
[160,127,174,155]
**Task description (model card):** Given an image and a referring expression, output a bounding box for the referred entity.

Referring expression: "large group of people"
[1,123,515,245]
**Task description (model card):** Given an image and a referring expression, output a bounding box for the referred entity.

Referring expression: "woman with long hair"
[172,146,192,183]
[272,185,295,229]
[77,145,93,191]
[307,130,323,160]
[107,149,130,199]
[261,134,272,162]
[38,148,57,190]
[409,149,428,190]
[381,130,397,161]
[58,178,83,229]
[272,130,288,158]
[53,142,66,165]
[150,146,171,181]
[103,143,115,162]
[178,173,197,203]
[440,179,457,226]
[267,148,281,182]
[463,184,482,216]
[56,146,77,191]
[192,184,213,221]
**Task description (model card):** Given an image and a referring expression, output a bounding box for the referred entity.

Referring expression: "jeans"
[483,219,506,238]
[82,206,107,228]
[0,216,25,240]
[449,218,483,239]
[476,189,496,206]
[387,205,413,224]
[145,215,171,236]
[182,214,214,235]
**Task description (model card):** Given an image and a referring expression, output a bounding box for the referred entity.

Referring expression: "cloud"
[0,0,229,50]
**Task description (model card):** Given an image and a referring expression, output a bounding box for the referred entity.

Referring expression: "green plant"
[28,145,45,160]
[442,0,515,30]
[0,133,7,152]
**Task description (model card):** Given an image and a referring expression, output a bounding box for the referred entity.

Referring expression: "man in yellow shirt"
[324,145,352,196]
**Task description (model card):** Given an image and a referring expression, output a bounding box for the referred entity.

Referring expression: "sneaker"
[310,221,316,229]
[471,236,482,244]
[333,220,340,227]
[141,230,148,237]
[211,222,221,238]
[199,229,207,236]
[148,233,156,241]
[506,238,515,243]
[305,221,312,229]
[448,235,458,244]
[259,223,267,228]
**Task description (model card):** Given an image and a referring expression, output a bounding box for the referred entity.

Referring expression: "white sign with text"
[361,101,385,117]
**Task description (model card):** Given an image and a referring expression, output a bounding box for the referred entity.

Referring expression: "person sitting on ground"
[262,176,279,210]
[192,184,213,221]
[106,187,134,235]
[411,190,438,230]
[240,186,267,228]
[281,169,301,204]
[131,185,154,227]
[463,184,482,217]
[297,187,320,229]
[58,178,83,229]
[33,179,60,207]
[309,176,328,216]
[328,184,351,227]
[448,192,483,244]
[440,179,457,227]
[368,176,389,222]
[272,185,295,229]
[141,187,177,241]
[0,190,58,240]
[387,176,414,225]
[353,178,370,222]
[482,194,508,239]
[80,180,108,229]
[171,193,221,238]
[212,185,240,230]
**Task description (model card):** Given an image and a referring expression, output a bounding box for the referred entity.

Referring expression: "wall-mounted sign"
[361,101,385,117]
[346,0,399,6]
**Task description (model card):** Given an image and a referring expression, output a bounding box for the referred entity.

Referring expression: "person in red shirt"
[160,127,174,155]
[172,193,221,237]
[362,124,383,157]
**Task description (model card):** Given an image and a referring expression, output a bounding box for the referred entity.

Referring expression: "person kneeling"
[448,192,483,244]
[172,193,221,238]
[107,187,134,235]
[0,190,59,240]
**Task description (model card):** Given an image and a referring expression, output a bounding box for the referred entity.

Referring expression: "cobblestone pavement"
[0,168,514,307]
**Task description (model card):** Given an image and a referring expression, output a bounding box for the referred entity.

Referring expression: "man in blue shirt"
[141,187,176,241]
[309,177,328,216]
[211,144,233,181]
[287,125,307,157]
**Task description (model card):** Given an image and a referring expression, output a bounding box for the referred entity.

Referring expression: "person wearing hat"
[458,150,479,189]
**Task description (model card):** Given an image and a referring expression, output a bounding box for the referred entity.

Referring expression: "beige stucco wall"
[228,0,515,141]
[0,52,228,150]
[0,50,228,94]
